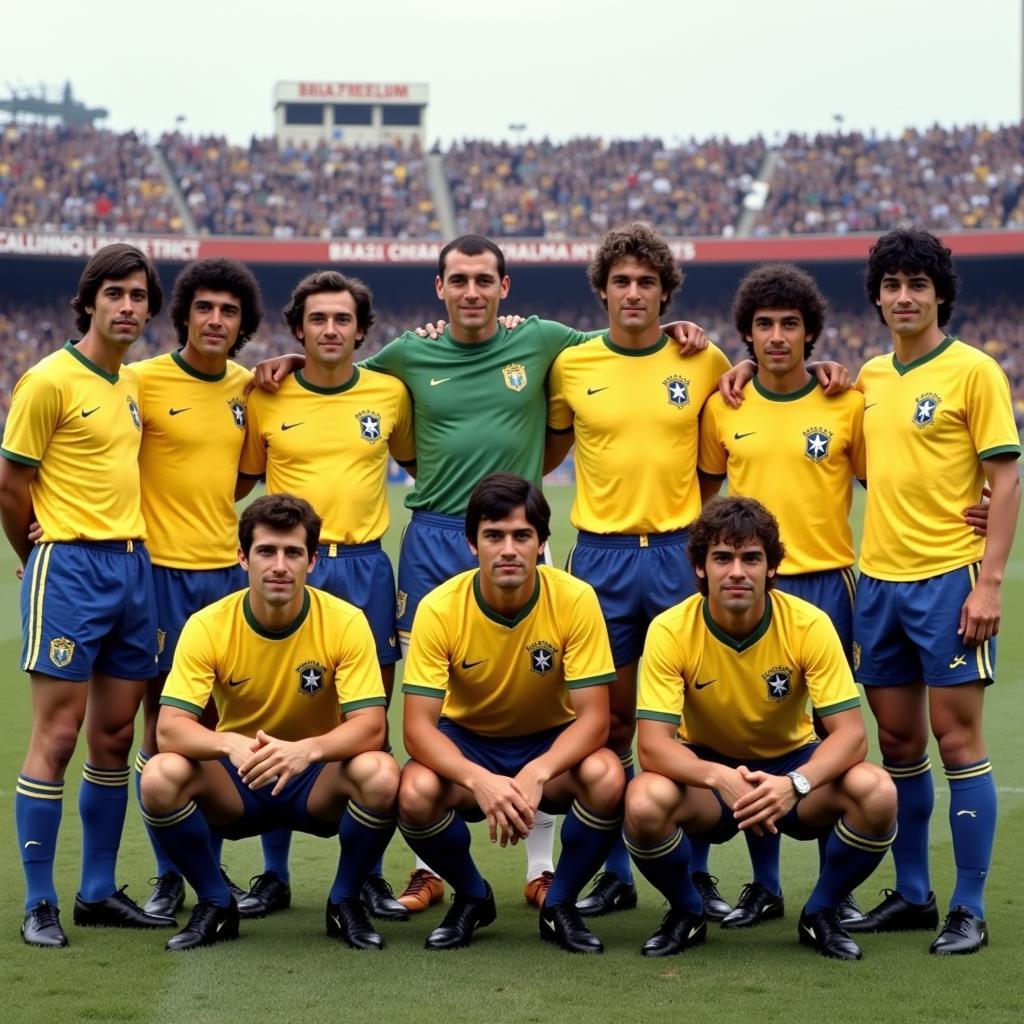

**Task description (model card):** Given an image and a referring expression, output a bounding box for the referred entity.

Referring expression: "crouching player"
[624,497,896,960]
[398,473,625,952]
[139,494,400,951]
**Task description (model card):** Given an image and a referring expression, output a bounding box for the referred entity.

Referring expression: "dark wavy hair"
[865,226,958,327]
[465,473,551,544]
[168,258,264,356]
[732,263,827,359]
[71,243,162,334]
[588,222,684,314]
[281,270,375,350]
[238,493,321,558]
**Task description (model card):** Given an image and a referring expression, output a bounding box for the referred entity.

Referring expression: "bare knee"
[576,749,625,813]
[347,750,400,811]
[398,762,446,825]
[841,763,897,833]
[140,752,197,813]
[624,772,681,840]
[935,724,985,768]
[88,716,137,764]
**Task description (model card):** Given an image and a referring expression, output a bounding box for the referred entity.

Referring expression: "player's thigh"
[190,758,248,827]
[315,749,400,814]
[398,759,469,822]
[928,680,987,765]
[625,771,718,835]
[543,747,625,812]
[607,661,638,734]
[863,682,930,758]
[799,762,896,832]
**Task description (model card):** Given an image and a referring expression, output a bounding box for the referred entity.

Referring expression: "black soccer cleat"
[835,893,863,926]
[326,898,384,951]
[843,888,938,933]
[798,909,862,961]
[360,873,410,921]
[575,871,638,918]
[21,900,68,948]
[220,866,246,903]
[237,871,292,919]
[143,871,185,918]
[641,907,707,957]
[929,907,989,955]
[691,871,732,922]
[166,898,239,951]
[539,902,603,954]
[74,887,177,929]
[721,882,785,929]
[425,882,496,950]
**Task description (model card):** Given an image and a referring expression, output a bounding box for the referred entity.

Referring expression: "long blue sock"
[261,828,292,882]
[209,831,225,865]
[329,802,397,903]
[688,838,711,876]
[625,828,703,914]
[78,763,130,902]
[16,776,63,911]
[744,827,782,895]
[602,751,634,883]
[946,760,997,919]
[804,818,896,914]
[141,801,231,906]
[399,810,487,899]
[546,801,622,907]
[885,756,934,904]
[135,751,178,879]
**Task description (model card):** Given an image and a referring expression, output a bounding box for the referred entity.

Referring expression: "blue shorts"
[437,718,572,818]
[396,511,477,638]
[214,758,336,839]
[567,529,697,666]
[774,567,856,662]
[854,564,995,687]
[152,564,247,673]
[310,541,399,665]
[20,540,157,682]
[685,742,826,843]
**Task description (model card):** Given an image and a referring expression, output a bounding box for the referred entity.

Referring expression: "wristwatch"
[787,770,812,800]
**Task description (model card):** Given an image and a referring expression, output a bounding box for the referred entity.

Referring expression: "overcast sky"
[4,0,1021,146]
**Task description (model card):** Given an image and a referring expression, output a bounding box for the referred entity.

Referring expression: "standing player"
[398,474,624,953]
[240,270,415,921]
[625,497,897,960]
[843,228,1020,954]
[0,244,175,946]
[139,494,400,951]
[543,222,731,919]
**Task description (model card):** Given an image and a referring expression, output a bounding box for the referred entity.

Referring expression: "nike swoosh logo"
[82,407,100,418]
[330,914,341,930]
[281,422,304,431]
[687,926,702,939]
[803,925,816,940]
[864,404,877,411]
[24,840,42,848]
[733,431,756,439]
[694,679,717,690]
[430,377,452,386]
[169,407,191,416]
[227,677,252,687]
[586,386,609,395]
[216,919,226,933]
[461,659,487,670]
[543,917,556,931]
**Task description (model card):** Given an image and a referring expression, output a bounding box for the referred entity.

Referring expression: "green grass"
[1,486,1023,1024]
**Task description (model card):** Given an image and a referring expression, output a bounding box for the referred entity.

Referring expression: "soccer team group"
[0,222,1019,962]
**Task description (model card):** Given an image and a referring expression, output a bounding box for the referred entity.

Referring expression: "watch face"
[790,771,811,795]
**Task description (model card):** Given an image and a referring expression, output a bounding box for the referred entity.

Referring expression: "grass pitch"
[1,486,1022,1024]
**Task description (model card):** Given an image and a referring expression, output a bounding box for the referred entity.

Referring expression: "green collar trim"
[64,340,118,384]
[602,333,668,357]
[171,348,227,382]
[297,366,359,395]
[892,335,956,376]
[243,588,311,639]
[752,374,817,402]
[472,571,541,628]
[702,595,772,652]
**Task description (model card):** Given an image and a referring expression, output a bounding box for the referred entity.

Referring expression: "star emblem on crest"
[527,641,558,676]
[762,665,792,702]
[296,660,327,697]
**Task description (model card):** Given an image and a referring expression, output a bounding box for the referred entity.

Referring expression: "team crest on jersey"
[803,427,832,463]
[156,629,166,656]
[912,392,941,429]
[501,363,528,392]
[228,397,246,430]
[296,660,327,697]
[49,637,75,668]
[395,590,407,620]
[126,396,141,431]
[527,641,558,675]
[663,377,690,408]
[852,641,862,672]
[762,665,792,702]
[356,410,382,443]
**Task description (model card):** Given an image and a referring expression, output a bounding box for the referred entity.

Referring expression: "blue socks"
[804,818,896,915]
[601,751,635,884]
[329,802,397,903]
[745,828,782,895]
[399,810,487,899]
[545,801,622,907]
[141,800,231,906]
[946,759,996,919]
[135,750,179,879]
[16,776,63,911]
[625,828,703,914]
[885,756,934,905]
[78,763,130,902]
[261,828,293,883]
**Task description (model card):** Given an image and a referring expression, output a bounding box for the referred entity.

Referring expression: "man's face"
[436,251,510,337]
[185,288,242,361]
[298,290,362,369]
[876,269,942,337]
[747,307,809,377]
[86,270,151,348]
[600,257,664,335]
[697,537,773,617]
[469,506,544,595]
[240,523,313,609]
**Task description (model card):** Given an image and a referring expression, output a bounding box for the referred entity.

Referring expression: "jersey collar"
[171,348,227,382]
[601,333,669,357]
[296,367,360,395]
[243,587,311,639]
[64,339,119,384]
[752,375,817,402]
[472,570,541,628]
[702,594,773,652]
[892,335,956,376]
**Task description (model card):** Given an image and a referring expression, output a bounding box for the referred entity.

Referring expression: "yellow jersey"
[403,565,615,737]
[161,586,385,740]
[1,341,145,541]
[134,351,252,569]
[547,335,731,533]
[637,591,860,759]
[240,368,414,545]
[856,338,1021,580]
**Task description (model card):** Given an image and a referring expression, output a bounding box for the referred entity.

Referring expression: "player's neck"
[178,343,228,378]
[247,590,306,632]
[76,331,131,376]
[706,595,767,640]
[302,358,355,389]
[891,323,946,366]
[478,573,536,619]
[755,365,811,395]
[607,322,663,350]
[448,320,500,345]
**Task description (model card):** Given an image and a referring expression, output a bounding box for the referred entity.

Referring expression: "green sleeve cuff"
[566,672,615,690]
[978,444,1021,460]
[815,696,861,717]
[340,696,387,713]
[158,695,205,716]
[401,684,445,699]
[0,447,40,467]
[636,709,682,726]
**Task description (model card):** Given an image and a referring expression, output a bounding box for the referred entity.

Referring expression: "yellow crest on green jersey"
[502,363,528,392]
[49,636,75,668]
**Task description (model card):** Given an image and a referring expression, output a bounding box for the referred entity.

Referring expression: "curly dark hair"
[465,473,551,545]
[732,263,827,360]
[168,258,264,356]
[588,222,684,314]
[865,226,958,327]
[71,243,163,335]
[687,497,786,596]
[238,493,321,558]
[281,270,375,350]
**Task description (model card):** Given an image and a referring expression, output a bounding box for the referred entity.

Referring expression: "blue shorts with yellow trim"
[20,540,157,682]
[685,742,826,843]
[854,564,995,687]
[567,529,697,666]
[214,758,336,839]
[153,564,246,673]
[310,540,399,665]
[774,567,857,661]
